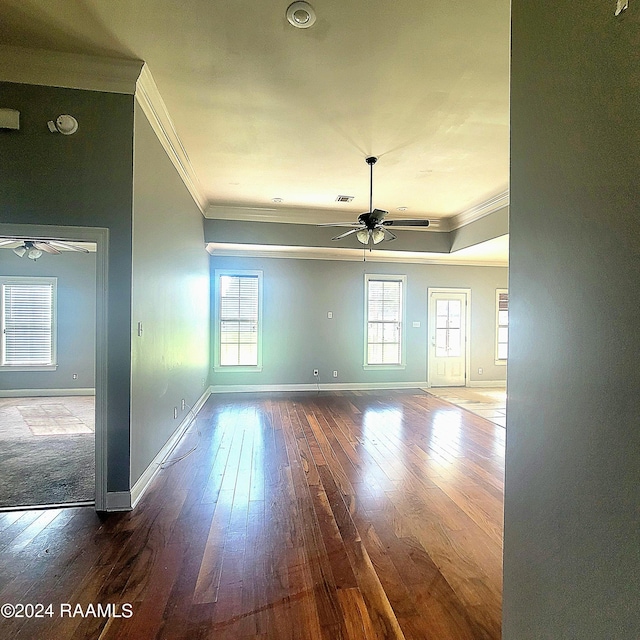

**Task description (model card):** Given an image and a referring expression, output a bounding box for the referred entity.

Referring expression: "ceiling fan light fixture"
[356,229,370,244]
[372,229,385,244]
[13,245,26,257]
[286,1,316,28]
[27,248,42,261]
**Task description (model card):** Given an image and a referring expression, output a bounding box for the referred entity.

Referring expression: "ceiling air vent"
[335,195,354,203]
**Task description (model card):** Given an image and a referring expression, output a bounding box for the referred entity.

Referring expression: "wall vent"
[335,195,354,202]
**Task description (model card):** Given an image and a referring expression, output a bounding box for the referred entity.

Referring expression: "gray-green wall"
[130,103,210,486]
[0,249,96,391]
[0,81,134,491]
[210,255,507,387]
[505,2,640,638]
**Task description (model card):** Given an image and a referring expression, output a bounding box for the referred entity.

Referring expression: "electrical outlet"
[173,407,178,419]
[327,311,333,319]
[333,370,338,378]
[181,399,186,411]
[313,369,319,377]
[72,373,78,380]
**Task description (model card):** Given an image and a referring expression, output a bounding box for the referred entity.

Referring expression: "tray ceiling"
[0,0,511,226]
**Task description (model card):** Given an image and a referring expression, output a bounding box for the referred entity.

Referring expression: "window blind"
[497,290,509,361]
[2,280,55,366]
[367,279,402,365]
[219,274,259,366]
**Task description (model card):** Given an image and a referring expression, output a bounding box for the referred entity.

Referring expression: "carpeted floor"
[0,396,95,509]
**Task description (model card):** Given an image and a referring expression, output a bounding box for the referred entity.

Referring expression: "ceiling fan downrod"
[366,156,377,216]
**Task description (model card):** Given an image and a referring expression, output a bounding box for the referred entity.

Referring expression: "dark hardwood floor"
[0,390,504,639]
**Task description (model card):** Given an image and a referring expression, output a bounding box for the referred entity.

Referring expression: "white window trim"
[213,269,263,373]
[0,276,58,371]
[363,274,407,370]
[495,288,508,366]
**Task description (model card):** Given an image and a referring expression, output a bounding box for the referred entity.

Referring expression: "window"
[435,298,463,358]
[215,270,262,371]
[1,277,57,370]
[496,289,509,364]
[364,275,405,368]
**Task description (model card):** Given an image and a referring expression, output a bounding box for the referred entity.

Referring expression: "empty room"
[0,1,638,639]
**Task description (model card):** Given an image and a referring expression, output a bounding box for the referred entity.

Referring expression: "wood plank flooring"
[0,390,504,639]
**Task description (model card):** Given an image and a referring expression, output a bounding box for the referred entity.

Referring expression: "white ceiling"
[0,0,510,261]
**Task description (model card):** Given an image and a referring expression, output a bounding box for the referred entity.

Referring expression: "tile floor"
[424,386,507,427]
[0,396,95,439]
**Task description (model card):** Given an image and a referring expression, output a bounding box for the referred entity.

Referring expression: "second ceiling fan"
[319,156,430,247]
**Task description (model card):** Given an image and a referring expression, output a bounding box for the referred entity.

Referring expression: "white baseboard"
[209,381,430,394]
[467,380,506,388]
[105,491,131,512]
[0,388,95,398]
[129,386,212,510]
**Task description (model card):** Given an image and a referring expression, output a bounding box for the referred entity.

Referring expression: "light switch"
[412,321,420,328]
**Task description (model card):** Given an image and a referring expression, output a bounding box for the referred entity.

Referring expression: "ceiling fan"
[319,156,430,247]
[0,238,90,261]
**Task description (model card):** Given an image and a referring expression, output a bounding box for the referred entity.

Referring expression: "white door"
[428,290,468,387]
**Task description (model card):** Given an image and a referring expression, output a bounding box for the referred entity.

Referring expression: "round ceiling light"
[286,1,316,28]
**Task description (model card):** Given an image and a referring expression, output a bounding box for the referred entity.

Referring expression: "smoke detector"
[286,2,316,28]
[47,114,78,135]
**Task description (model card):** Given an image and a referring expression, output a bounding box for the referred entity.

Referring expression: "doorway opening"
[0,224,108,511]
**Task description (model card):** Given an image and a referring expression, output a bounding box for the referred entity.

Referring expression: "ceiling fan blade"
[47,240,90,253]
[331,228,361,241]
[0,239,17,248]
[382,228,397,241]
[382,219,430,227]
[318,222,362,228]
[35,242,60,254]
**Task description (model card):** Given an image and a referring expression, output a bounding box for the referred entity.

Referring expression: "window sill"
[0,365,57,372]
[214,365,263,373]
[363,364,406,371]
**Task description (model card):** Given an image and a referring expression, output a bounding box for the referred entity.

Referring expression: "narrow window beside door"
[364,275,405,368]
[496,288,508,364]
[0,277,57,370]
[215,271,263,371]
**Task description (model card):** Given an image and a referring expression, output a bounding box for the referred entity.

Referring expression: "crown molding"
[206,194,509,232]
[449,190,510,230]
[205,242,508,267]
[205,204,447,231]
[135,64,207,213]
[0,44,143,94]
